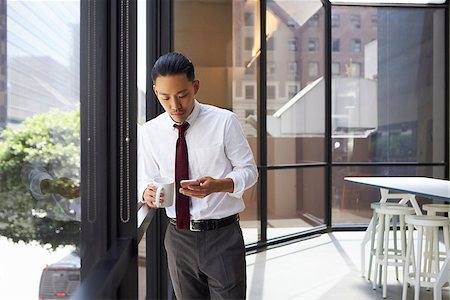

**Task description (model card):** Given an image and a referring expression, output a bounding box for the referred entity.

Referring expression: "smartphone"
[180,179,200,189]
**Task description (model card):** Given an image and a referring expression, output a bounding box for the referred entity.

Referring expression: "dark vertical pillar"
[146,1,172,299]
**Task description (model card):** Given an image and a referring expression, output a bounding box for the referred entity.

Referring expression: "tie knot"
[174,122,189,137]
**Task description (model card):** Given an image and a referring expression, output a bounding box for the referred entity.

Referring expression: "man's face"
[153,74,199,124]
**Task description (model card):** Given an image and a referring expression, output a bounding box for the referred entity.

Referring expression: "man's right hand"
[143,183,162,209]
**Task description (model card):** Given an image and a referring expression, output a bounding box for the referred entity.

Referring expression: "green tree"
[0,110,80,249]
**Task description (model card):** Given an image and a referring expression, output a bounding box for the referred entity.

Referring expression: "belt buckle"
[189,221,201,232]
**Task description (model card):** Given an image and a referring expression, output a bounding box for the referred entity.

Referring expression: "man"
[138,52,258,299]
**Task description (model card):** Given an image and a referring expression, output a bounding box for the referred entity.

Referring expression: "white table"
[344,176,450,282]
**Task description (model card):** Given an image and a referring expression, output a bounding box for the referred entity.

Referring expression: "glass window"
[267,2,325,169]
[308,62,319,78]
[287,84,299,99]
[308,38,319,52]
[349,62,361,76]
[244,12,254,27]
[350,14,361,29]
[333,166,445,225]
[331,7,445,164]
[1,1,81,298]
[332,38,340,52]
[267,62,275,74]
[309,13,319,27]
[288,38,297,51]
[288,62,298,74]
[267,85,276,99]
[267,168,326,239]
[332,13,340,28]
[245,36,254,51]
[352,38,361,52]
[174,0,260,245]
[332,62,341,75]
[371,14,378,29]
[245,85,255,100]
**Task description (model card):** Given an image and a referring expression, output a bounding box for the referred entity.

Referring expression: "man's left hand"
[180,176,233,198]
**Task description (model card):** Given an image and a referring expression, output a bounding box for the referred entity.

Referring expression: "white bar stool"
[422,204,450,287]
[367,202,408,282]
[402,215,450,300]
[373,205,416,298]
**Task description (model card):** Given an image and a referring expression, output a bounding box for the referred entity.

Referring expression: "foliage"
[0,110,80,249]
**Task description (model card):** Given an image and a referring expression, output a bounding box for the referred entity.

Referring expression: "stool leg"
[383,214,390,298]
[393,215,399,280]
[368,212,378,281]
[433,228,440,275]
[424,227,432,288]
[414,225,423,300]
[434,226,450,300]
[400,214,407,281]
[374,213,384,290]
[379,214,386,288]
[403,223,414,300]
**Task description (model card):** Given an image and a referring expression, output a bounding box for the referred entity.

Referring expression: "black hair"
[151,52,195,83]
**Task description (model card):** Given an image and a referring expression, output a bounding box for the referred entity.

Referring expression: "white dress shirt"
[138,100,258,220]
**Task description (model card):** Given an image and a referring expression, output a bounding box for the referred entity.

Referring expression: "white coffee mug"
[153,177,175,208]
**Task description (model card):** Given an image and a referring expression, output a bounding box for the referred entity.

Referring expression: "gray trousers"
[164,220,246,300]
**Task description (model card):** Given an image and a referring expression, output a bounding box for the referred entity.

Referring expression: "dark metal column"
[146,0,173,299]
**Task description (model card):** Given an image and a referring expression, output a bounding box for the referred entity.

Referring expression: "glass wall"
[331,7,446,225]
[0,0,81,298]
[266,0,326,239]
[173,0,259,244]
[172,0,447,243]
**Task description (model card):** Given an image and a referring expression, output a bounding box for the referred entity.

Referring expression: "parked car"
[38,251,80,299]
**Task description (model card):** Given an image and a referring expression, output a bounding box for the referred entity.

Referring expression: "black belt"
[169,214,239,231]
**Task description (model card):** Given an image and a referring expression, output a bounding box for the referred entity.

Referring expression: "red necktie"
[174,122,190,229]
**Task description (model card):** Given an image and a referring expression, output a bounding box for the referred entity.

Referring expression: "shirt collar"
[165,99,200,129]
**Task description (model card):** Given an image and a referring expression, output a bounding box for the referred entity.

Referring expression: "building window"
[332,39,340,52]
[308,38,319,52]
[332,14,340,28]
[245,37,253,51]
[287,19,296,28]
[244,12,254,27]
[267,37,275,51]
[332,62,340,75]
[267,62,275,74]
[308,62,319,78]
[287,84,299,99]
[371,15,378,29]
[350,14,361,29]
[352,39,361,53]
[245,85,255,100]
[267,85,276,99]
[348,62,361,77]
[288,62,298,74]
[288,39,297,51]
[308,13,319,27]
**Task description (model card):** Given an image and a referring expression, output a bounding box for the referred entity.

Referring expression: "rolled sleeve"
[226,164,258,199]
[224,114,258,199]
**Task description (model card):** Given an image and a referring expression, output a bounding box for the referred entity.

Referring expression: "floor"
[246,231,450,300]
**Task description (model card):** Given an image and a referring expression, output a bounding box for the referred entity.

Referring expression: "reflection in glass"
[266,1,325,165]
[267,167,325,239]
[331,7,445,164]
[0,1,80,298]
[332,166,445,225]
[174,0,259,244]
